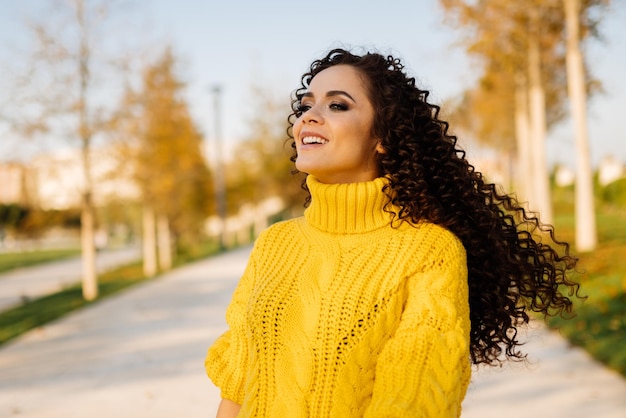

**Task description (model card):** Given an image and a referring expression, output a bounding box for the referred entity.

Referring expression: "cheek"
[292,117,303,136]
[292,120,303,152]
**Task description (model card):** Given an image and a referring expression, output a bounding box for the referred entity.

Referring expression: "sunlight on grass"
[0,248,80,273]
[548,194,626,377]
[0,240,221,346]
[0,262,146,345]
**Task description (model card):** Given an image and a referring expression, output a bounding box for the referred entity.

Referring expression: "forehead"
[307,65,369,96]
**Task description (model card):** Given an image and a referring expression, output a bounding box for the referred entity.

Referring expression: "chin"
[295,160,313,175]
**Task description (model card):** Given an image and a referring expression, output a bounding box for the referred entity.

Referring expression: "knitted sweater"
[205,175,471,417]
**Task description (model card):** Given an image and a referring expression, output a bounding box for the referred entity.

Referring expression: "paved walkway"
[0,246,141,312]
[1,246,625,417]
[462,323,626,417]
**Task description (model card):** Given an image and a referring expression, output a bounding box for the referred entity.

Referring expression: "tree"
[1,0,135,300]
[527,5,554,223]
[440,1,560,222]
[439,0,605,229]
[228,84,306,225]
[563,0,599,251]
[116,48,213,273]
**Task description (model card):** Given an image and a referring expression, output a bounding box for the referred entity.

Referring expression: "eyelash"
[295,101,349,117]
[330,102,349,111]
[295,103,311,116]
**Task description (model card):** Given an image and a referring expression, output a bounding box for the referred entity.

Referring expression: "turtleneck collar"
[304,175,396,234]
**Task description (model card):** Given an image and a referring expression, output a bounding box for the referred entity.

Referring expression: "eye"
[294,102,312,117]
[329,102,349,111]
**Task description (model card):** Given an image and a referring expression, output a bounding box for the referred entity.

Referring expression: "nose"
[302,106,322,124]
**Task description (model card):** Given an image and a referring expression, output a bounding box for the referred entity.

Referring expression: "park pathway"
[1,246,625,417]
[0,246,141,312]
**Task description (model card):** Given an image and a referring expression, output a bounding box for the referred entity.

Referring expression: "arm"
[205,248,258,406]
[365,232,471,418]
[216,398,241,418]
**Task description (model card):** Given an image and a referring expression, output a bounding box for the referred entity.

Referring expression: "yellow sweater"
[205,176,471,417]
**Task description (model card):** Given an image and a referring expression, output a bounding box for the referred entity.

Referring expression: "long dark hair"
[287,48,580,365]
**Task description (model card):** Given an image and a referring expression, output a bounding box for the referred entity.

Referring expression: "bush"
[601,178,626,207]
[0,204,81,239]
[0,204,30,229]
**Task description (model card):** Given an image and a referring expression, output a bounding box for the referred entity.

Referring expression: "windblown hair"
[287,48,580,366]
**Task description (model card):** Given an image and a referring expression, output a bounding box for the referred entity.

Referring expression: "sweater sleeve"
[364,230,471,418]
[204,250,256,405]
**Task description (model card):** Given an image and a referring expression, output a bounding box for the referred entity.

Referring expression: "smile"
[302,136,328,145]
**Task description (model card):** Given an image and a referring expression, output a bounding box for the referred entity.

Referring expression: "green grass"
[0,261,147,345]
[0,240,222,347]
[0,248,80,273]
[548,203,626,377]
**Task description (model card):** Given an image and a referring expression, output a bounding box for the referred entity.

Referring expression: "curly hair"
[287,48,580,366]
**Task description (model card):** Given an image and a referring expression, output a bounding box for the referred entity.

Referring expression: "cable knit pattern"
[205,175,471,417]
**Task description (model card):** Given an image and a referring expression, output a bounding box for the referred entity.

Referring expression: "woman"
[205,48,579,417]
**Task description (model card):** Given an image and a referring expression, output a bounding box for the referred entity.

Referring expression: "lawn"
[0,261,146,345]
[547,206,626,377]
[0,248,80,273]
[0,240,221,346]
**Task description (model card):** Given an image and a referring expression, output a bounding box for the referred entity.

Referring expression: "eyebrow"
[301,90,356,103]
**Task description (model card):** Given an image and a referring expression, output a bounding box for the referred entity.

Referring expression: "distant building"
[0,162,33,205]
[1,147,139,210]
[29,149,84,209]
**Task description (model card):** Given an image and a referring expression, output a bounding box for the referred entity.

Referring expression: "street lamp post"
[211,85,227,249]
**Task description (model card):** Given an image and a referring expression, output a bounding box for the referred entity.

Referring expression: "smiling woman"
[292,65,383,184]
[204,48,581,418]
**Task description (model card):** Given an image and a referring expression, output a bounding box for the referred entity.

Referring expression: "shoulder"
[393,221,467,281]
[392,222,469,297]
[256,217,303,241]
[400,221,465,257]
[423,222,464,254]
[250,217,305,255]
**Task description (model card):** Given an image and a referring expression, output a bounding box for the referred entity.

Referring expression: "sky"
[0,0,624,168]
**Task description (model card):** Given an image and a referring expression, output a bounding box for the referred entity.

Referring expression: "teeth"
[302,136,328,145]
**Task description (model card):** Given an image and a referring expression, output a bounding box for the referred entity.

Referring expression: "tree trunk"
[142,205,157,277]
[80,191,98,300]
[211,86,227,250]
[514,73,532,205]
[77,0,97,301]
[157,214,172,271]
[527,17,553,225]
[564,0,597,252]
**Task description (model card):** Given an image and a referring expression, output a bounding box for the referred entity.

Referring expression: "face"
[293,64,382,184]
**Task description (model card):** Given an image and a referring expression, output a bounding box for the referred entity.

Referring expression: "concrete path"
[462,322,626,418]
[0,247,247,418]
[0,246,141,312]
[1,246,625,417]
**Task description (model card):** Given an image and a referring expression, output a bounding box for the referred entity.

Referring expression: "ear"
[375,142,386,154]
